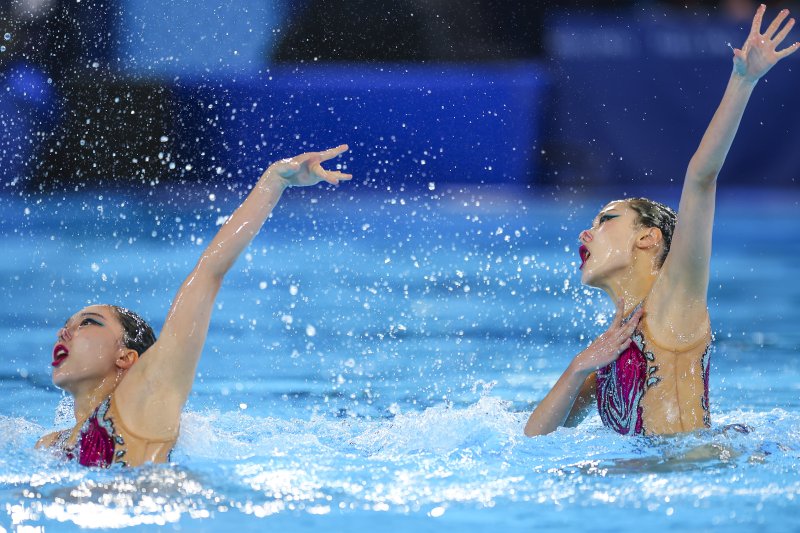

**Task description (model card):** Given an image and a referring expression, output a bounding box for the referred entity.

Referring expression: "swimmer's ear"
[636,227,663,251]
[116,348,139,370]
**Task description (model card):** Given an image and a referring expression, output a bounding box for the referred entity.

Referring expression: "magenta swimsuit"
[595,305,712,435]
[54,395,176,467]
[55,396,126,467]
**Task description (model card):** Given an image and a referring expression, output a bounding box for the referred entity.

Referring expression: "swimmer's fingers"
[621,315,640,341]
[750,4,766,36]
[318,144,349,162]
[770,15,794,44]
[621,320,637,338]
[629,305,644,325]
[609,307,641,355]
[308,145,351,185]
[309,160,352,186]
[622,308,642,334]
[776,41,800,59]
[764,8,790,40]
[325,171,353,184]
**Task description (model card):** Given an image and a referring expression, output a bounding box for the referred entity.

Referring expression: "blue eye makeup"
[78,314,105,327]
[598,213,619,224]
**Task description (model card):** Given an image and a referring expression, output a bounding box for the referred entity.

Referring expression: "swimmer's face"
[578,201,642,287]
[51,305,131,393]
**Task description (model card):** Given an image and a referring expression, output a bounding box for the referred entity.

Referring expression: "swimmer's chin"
[580,268,599,287]
[51,368,74,390]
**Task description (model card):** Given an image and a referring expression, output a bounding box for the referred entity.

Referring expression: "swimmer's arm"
[35,431,60,449]
[525,367,594,436]
[564,372,597,427]
[116,146,351,435]
[659,7,798,307]
[525,301,640,436]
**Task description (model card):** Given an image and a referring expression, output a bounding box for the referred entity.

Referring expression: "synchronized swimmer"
[37,146,352,467]
[35,5,798,466]
[525,5,798,437]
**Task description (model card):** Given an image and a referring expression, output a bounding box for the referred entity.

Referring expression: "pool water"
[1,184,798,531]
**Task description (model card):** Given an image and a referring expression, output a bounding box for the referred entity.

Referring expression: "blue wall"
[170,63,548,185]
[542,11,800,187]
[2,5,798,189]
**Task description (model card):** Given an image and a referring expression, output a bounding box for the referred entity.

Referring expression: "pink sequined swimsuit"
[595,305,712,436]
[54,395,176,467]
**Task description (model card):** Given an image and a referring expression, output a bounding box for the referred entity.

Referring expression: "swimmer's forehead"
[64,305,113,326]
[593,201,630,222]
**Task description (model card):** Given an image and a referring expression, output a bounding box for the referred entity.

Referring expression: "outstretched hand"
[572,298,643,376]
[269,144,353,187]
[733,5,800,82]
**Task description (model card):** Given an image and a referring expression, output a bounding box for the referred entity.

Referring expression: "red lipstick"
[52,344,69,367]
[579,245,591,270]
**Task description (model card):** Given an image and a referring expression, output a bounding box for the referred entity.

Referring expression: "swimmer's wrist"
[259,167,291,191]
[730,70,760,87]
[568,357,592,378]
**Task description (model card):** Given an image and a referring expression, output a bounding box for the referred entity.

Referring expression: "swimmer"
[525,5,798,437]
[35,145,352,466]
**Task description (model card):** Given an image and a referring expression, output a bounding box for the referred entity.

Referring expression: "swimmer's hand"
[571,298,643,376]
[732,5,799,83]
[267,144,353,188]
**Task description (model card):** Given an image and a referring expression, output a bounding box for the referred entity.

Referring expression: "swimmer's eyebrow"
[80,312,106,322]
[594,208,619,224]
[65,312,107,327]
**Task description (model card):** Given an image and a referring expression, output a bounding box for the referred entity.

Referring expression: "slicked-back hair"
[108,305,157,357]
[619,197,677,268]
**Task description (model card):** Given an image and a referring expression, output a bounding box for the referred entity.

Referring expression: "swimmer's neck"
[66,372,124,423]
[596,261,659,315]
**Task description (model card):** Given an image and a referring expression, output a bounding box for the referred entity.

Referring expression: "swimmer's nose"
[57,327,71,342]
[579,230,593,243]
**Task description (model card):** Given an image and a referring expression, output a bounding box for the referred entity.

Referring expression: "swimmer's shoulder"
[643,272,710,348]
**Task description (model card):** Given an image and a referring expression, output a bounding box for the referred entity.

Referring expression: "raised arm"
[655,6,798,312]
[116,145,352,437]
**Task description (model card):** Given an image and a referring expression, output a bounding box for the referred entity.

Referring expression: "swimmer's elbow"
[523,421,554,438]
[686,159,720,188]
[35,432,57,449]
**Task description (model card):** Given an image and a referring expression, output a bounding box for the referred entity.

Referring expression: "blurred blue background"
[0,0,798,190]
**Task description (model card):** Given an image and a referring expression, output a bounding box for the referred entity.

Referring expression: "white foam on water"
[2,403,800,530]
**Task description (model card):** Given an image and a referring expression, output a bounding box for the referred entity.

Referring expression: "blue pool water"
[1,184,799,531]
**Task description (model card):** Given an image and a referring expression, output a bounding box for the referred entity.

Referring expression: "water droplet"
[3,33,11,41]
[429,506,446,518]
